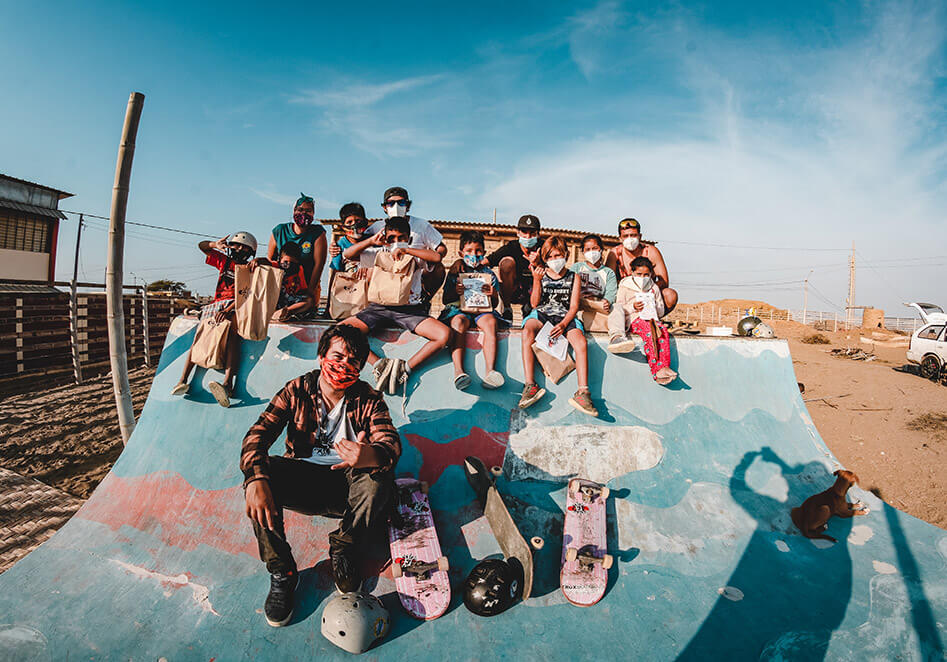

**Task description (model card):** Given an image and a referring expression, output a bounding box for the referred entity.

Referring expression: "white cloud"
[250,187,339,213]
[291,74,446,108]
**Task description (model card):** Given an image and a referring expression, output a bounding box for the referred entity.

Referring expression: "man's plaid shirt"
[240,370,401,487]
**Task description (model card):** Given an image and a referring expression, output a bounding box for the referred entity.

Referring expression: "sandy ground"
[0,322,944,528]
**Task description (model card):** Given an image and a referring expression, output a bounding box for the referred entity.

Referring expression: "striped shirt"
[240,371,401,487]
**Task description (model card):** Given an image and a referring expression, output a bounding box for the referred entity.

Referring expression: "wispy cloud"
[251,187,339,213]
[291,74,446,108]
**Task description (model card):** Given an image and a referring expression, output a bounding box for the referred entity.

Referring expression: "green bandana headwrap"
[295,192,314,209]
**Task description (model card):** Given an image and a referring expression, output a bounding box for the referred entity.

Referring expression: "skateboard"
[560,478,611,607]
[387,478,450,620]
[463,456,542,601]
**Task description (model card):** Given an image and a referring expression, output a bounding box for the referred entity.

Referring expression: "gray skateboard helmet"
[736,315,762,337]
[228,231,258,253]
[321,591,389,654]
[752,322,775,338]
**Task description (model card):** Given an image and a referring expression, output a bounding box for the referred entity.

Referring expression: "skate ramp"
[0,318,944,660]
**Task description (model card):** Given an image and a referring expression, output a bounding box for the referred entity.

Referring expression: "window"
[0,213,51,253]
[918,325,945,340]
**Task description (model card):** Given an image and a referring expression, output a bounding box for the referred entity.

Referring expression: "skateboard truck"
[565,545,613,570]
[392,556,449,580]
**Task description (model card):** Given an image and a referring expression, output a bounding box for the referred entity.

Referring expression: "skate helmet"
[321,591,389,655]
[736,315,762,337]
[462,559,521,616]
[751,322,775,338]
[226,231,258,262]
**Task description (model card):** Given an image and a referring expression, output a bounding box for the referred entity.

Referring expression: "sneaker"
[331,548,362,594]
[518,383,546,410]
[607,335,638,354]
[373,358,393,391]
[482,370,505,390]
[207,381,231,408]
[264,570,298,627]
[388,358,409,396]
[655,367,678,386]
[170,382,188,396]
[568,388,598,417]
[454,373,472,391]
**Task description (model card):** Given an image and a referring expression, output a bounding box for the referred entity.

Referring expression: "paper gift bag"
[191,317,231,370]
[329,272,368,319]
[580,298,610,334]
[367,251,415,306]
[532,345,576,384]
[235,264,283,341]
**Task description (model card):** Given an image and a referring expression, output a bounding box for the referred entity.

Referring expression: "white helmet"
[321,591,389,655]
[228,231,258,253]
[752,322,775,338]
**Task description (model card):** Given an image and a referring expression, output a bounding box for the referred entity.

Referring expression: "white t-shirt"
[302,396,355,466]
[364,215,443,305]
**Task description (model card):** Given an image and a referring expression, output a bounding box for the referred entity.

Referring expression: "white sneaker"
[482,370,505,389]
[608,335,638,354]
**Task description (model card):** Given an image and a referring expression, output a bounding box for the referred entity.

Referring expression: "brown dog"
[790,469,870,543]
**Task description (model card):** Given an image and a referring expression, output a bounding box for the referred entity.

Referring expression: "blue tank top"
[271,223,325,280]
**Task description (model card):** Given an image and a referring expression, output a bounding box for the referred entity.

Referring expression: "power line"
[656,239,849,252]
[61,209,217,239]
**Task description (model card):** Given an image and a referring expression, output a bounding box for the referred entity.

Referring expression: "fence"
[0,283,190,396]
[667,304,920,334]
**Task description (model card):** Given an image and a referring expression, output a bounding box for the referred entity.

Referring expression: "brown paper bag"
[329,272,368,319]
[580,298,610,334]
[367,251,415,306]
[532,345,576,384]
[191,318,231,369]
[235,264,283,341]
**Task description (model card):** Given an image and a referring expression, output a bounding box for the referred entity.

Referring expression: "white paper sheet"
[636,291,658,321]
[533,321,569,361]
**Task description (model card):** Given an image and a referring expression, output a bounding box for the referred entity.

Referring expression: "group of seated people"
[173,186,680,411]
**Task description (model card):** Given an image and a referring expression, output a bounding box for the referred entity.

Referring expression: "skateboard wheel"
[531,536,544,550]
[565,547,577,562]
[602,554,613,570]
[419,481,429,494]
[490,465,503,478]
[600,486,610,500]
[437,556,449,572]
[392,562,403,579]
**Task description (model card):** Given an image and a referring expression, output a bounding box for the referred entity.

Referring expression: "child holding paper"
[608,256,677,385]
[519,236,597,416]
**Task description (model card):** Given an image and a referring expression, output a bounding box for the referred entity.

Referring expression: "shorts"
[277,291,311,309]
[355,303,431,333]
[438,305,506,326]
[523,309,584,333]
[199,298,234,321]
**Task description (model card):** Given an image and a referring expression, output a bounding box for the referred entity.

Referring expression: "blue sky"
[2,0,946,316]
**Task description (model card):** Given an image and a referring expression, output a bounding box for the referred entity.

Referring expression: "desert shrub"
[801,333,831,345]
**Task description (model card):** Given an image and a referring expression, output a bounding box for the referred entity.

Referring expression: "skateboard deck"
[388,478,450,620]
[463,456,535,601]
[560,478,611,607]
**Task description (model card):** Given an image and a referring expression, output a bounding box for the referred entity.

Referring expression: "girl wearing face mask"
[518,236,598,417]
[605,217,679,315]
[570,234,618,313]
[265,193,328,307]
[607,256,677,386]
[438,230,506,391]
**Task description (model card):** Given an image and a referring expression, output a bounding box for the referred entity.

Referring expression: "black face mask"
[227,246,251,264]
[280,261,297,272]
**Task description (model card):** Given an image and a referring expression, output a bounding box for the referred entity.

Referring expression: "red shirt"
[267,259,308,295]
[205,250,236,301]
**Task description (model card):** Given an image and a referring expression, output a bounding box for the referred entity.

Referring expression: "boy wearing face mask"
[486,214,544,322]
[570,234,617,312]
[520,236,598,417]
[340,216,451,394]
[172,231,257,406]
[608,256,677,385]
[252,242,314,322]
[266,193,328,306]
[439,230,505,391]
[605,218,678,315]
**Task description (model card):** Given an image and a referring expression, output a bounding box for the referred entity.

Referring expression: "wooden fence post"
[78,294,88,368]
[142,286,150,367]
[15,298,24,374]
[69,281,83,384]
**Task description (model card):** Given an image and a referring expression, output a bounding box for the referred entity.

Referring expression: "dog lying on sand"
[791,469,870,543]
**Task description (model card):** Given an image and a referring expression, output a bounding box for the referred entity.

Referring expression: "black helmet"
[462,559,522,616]
[737,315,762,337]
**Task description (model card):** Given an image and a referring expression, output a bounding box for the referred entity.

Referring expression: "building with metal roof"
[0,174,73,283]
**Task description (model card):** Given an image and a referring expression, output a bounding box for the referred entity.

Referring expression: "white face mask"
[584,250,602,265]
[389,241,409,252]
[623,236,640,251]
[632,275,653,291]
[386,203,407,218]
[547,257,567,273]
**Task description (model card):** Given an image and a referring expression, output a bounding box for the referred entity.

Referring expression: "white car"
[905,302,947,379]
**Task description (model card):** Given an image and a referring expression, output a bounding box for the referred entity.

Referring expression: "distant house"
[0,174,73,282]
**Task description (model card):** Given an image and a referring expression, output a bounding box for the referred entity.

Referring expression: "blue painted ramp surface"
[0,318,945,660]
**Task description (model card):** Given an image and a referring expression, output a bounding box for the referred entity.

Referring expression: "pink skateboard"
[560,478,612,607]
[388,478,450,620]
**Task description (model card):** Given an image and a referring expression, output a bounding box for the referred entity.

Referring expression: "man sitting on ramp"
[240,324,401,627]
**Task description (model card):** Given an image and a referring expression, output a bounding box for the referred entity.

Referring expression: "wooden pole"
[141,281,150,367]
[69,214,84,384]
[106,92,145,445]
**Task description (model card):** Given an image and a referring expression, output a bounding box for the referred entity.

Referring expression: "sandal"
[171,382,189,396]
[655,367,678,386]
[482,370,505,390]
[454,373,472,391]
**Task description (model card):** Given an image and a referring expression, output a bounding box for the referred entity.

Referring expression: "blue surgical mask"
[519,236,538,249]
[463,254,481,268]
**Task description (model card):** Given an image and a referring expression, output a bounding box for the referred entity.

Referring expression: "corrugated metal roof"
[0,282,61,294]
[317,218,626,242]
[0,200,67,220]
[0,174,73,199]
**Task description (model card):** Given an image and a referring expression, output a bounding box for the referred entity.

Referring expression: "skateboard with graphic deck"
[387,478,450,620]
[464,456,542,601]
[560,478,611,606]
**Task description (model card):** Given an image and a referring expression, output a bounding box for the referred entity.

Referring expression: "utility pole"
[845,241,856,330]
[803,268,813,326]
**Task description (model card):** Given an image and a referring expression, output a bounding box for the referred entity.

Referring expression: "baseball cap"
[517,214,541,231]
[618,218,640,232]
[383,186,409,202]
